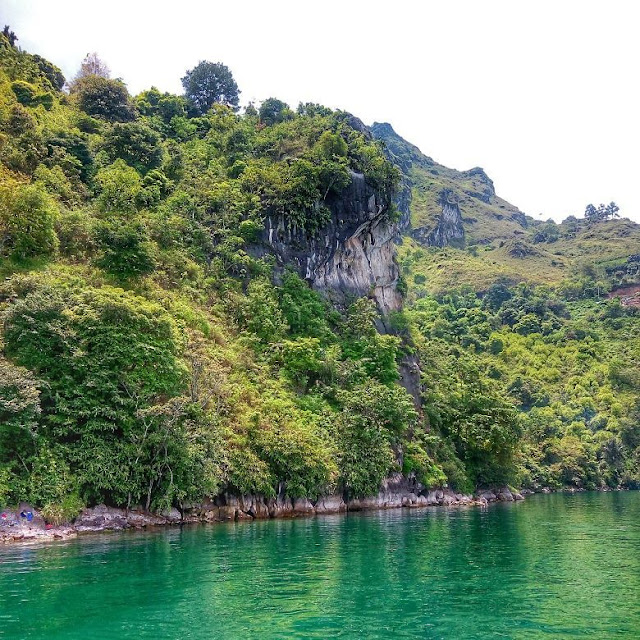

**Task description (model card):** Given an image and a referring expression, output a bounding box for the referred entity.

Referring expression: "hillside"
[374,123,640,494]
[372,123,640,295]
[371,122,532,245]
[0,32,638,528]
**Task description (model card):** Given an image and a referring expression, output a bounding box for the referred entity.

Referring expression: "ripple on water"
[0,492,639,639]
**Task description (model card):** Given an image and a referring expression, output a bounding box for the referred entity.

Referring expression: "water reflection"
[1,493,638,639]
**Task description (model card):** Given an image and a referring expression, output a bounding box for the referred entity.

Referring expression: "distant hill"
[372,122,640,295]
[371,122,532,245]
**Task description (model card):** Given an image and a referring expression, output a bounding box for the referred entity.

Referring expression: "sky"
[4,0,640,223]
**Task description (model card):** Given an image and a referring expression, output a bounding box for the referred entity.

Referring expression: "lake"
[1,492,638,639]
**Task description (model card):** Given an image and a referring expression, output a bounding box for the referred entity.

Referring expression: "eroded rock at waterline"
[1,482,523,545]
[314,495,347,514]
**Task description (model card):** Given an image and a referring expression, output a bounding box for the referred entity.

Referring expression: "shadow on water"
[1,492,638,639]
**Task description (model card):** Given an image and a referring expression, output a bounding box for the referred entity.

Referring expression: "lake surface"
[1,492,638,639]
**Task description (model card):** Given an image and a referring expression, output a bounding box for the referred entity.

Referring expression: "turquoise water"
[0,492,638,639]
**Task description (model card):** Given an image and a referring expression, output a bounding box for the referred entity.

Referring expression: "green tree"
[71,75,135,122]
[102,121,163,174]
[181,61,240,115]
[2,25,18,47]
[3,284,187,506]
[258,98,293,126]
[335,382,417,496]
[95,159,142,214]
[94,218,156,279]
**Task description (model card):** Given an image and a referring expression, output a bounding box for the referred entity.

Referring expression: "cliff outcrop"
[255,169,402,314]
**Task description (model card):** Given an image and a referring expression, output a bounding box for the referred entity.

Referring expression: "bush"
[95,159,142,214]
[251,399,337,498]
[11,80,37,105]
[56,209,95,260]
[41,493,85,525]
[335,382,417,496]
[102,121,163,174]
[259,98,293,126]
[0,184,58,259]
[94,218,156,278]
[4,283,187,505]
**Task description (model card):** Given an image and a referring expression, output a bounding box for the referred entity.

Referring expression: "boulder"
[217,506,236,521]
[160,508,182,523]
[292,498,315,516]
[202,507,221,522]
[497,488,514,502]
[314,495,346,514]
[74,505,129,531]
[414,495,428,507]
[268,495,294,518]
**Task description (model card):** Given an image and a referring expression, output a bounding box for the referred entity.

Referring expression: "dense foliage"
[0,35,411,519]
[0,33,637,523]
[404,285,639,490]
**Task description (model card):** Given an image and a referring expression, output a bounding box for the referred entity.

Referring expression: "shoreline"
[1,484,632,547]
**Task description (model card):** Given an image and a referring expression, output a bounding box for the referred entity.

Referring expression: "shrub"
[11,80,37,105]
[94,218,156,278]
[102,121,163,174]
[95,159,142,213]
[0,184,58,259]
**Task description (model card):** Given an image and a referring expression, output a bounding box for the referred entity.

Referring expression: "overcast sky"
[4,0,639,222]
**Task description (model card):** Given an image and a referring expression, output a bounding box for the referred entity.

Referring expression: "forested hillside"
[0,32,637,524]
[375,124,640,493]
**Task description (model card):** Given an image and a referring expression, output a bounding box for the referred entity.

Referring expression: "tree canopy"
[181,61,240,115]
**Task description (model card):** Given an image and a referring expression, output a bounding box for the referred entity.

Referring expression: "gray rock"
[160,508,182,523]
[315,495,346,514]
[292,498,315,516]
[268,495,294,518]
[255,171,401,315]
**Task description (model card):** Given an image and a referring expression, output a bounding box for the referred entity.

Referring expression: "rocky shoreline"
[1,475,530,546]
[4,484,630,546]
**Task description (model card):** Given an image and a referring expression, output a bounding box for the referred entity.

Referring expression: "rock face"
[255,170,402,315]
[411,189,465,248]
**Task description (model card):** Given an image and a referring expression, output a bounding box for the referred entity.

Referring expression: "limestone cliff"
[410,188,465,248]
[254,170,402,314]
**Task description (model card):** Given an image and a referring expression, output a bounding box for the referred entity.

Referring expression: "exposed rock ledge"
[1,478,524,545]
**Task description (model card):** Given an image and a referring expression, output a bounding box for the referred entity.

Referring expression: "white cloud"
[4,0,639,222]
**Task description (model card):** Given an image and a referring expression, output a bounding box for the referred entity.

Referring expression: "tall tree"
[2,25,18,47]
[605,201,620,220]
[75,52,110,80]
[181,61,240,115]
[584,203,598,222]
